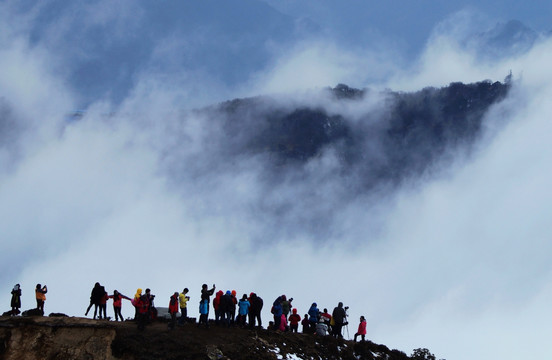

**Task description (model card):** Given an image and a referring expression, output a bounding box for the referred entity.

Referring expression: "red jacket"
[169,295,179,314]
[357,320,367,335]
[109,293,130,307]
[136,296,149,314]
[213,291,223,310]
[289,313,301,326]
[99,292,109,305]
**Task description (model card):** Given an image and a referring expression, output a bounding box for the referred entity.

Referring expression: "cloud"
[247,40,402,94]
[2,4,552,360]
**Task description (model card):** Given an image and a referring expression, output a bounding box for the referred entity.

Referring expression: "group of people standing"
[7,282,367,342]
[197,284,263,329]
[7,283,47,316]
[273,298,364,340]
[85,282,130,322]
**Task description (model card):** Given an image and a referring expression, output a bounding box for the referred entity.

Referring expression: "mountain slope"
[0,316,418,360]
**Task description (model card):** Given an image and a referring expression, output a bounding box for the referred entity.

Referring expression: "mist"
[2,2,552,360]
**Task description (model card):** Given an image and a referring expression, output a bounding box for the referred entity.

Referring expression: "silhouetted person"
[10,284,21,315]
[135,294,149,331]
[198,284,215,327]
[168,292,179,330]
[145,288,157,321]
[331,302,347,338]
[178,288,190,325]
[35,284,47,313]
[98,286,108,319]
[85,282,103,319]
[248,293,263,328]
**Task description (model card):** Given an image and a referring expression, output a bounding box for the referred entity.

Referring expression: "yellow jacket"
[179,293,189,308]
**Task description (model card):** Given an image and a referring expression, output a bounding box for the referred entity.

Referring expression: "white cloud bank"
[1,4,552,360]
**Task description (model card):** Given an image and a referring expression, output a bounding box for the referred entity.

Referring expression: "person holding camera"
[199,283,216,328]
[35,284,47,313]
[331,302,347,339]
[145,288,157,320]
[178,288,190,325]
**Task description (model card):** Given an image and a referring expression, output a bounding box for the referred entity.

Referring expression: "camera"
[344,306,349,310]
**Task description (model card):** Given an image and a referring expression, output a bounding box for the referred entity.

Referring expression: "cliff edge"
[0,316,415,360]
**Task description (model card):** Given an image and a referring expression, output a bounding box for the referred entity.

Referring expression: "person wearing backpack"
[308,302,320,332]
[98,286,109,320]
[135,294,149,331]
[331,302,347,339]
[271,296,283,330]
[85,282,103,318]
[198,284,215,328]
[281,295,292,319]
[248,293,263,328]
[220,291,233,327]
[213,290,223,325]
[168,292,179,329]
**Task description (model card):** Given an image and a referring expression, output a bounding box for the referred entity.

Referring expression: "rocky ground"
[0,315,415,360]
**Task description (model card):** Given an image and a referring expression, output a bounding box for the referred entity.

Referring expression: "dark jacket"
[201,286,215,302]
[220,293,233,312]
[332,305,346,325]
[250,294,263,314]
[90,284,104,305]
[11,288,21,308]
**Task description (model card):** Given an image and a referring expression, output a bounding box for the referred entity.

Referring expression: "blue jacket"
[238,299,250,315]
[272,297,283,317]
[308,304,319,322]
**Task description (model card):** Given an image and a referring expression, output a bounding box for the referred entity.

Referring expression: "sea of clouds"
[1,2,552,360]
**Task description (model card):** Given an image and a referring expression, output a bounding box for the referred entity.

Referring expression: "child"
[279,312,288,332]
[354,316,367,342]
[301,314,310,333]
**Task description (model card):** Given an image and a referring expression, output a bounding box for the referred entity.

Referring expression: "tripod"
[344,310,350,339]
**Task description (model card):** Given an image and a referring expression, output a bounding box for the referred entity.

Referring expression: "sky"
[1,1,552,360]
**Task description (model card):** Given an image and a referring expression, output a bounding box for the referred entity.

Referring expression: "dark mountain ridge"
[150,78,512,241]
[198,79,511,189]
